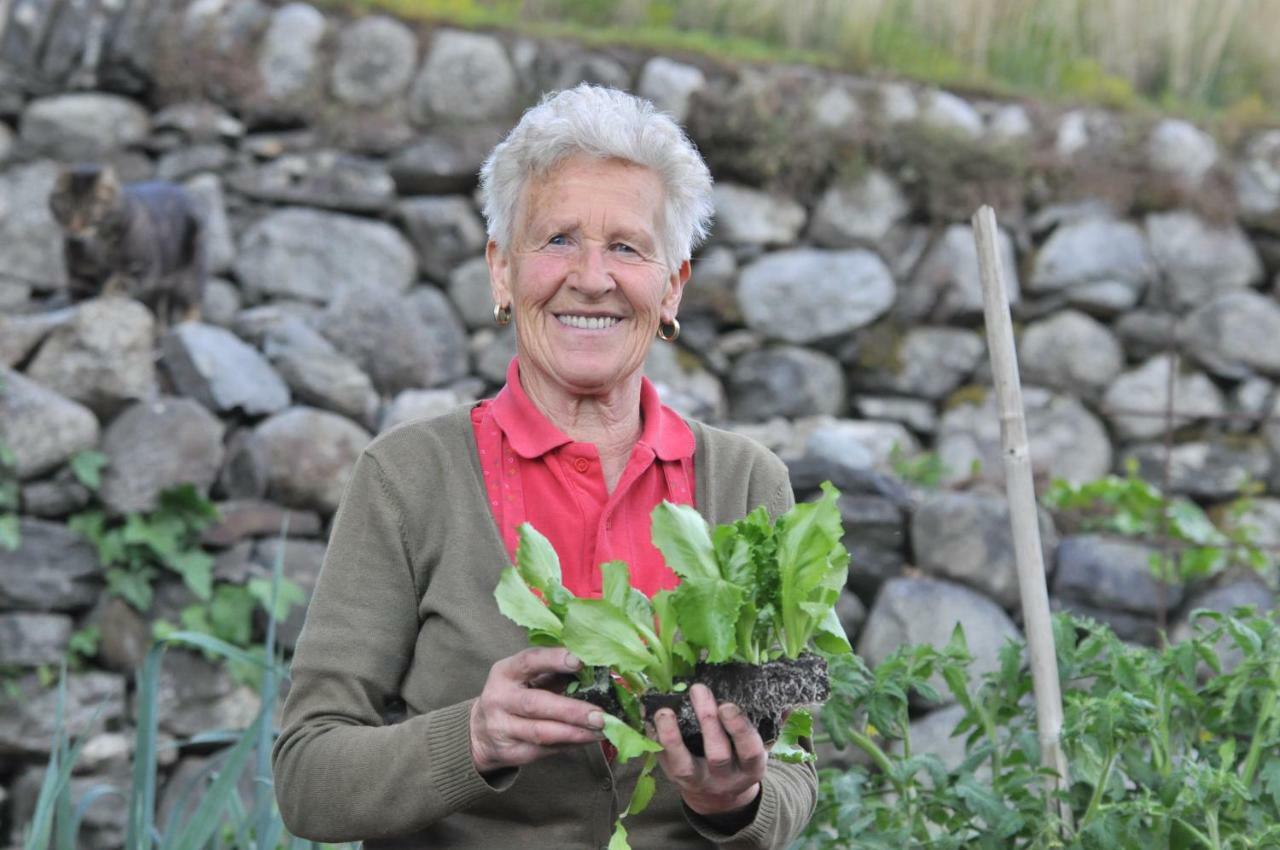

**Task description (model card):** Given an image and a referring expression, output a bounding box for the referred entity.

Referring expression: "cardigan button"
[600,777,613,791]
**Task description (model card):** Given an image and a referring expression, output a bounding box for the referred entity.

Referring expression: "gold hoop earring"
[657,317,680,342]
[494,304,511,326]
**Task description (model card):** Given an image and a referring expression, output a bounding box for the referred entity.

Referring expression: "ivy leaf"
[247,576,307,623]
[562,599,655,673]
[772,709,815,763]
[107,567,154,611]
[209,585,255,646]
[601,713,662,763]
[168,549,214,601]
[69,450,108,491]
[672,578,743,663]
[651,501,720,581]
[495,567,563,637]
[0,514,19,552]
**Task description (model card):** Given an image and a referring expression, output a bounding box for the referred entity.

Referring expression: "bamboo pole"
[971,206,1072,830]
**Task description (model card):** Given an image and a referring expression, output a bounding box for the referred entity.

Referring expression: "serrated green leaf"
[628,771,657,815]
[495,567,563,636]
[248,576,306,623]
[811,606,852,656]
[68,450,108,491]
[562,599,655,673]
[602,713,662,763]
[516,523,563,591]
[772,709,815,763]
[608,820,631,850]
[651,501,720,581]
[602,560,631,610]
[168,549,213,600]
[672,578,743,662]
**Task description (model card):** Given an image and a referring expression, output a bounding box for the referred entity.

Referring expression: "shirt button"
[574,458,590,473]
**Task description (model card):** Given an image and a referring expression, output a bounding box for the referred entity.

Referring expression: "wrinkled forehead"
[514,155,668,239]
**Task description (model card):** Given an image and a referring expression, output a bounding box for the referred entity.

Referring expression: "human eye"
[546,233,568,247]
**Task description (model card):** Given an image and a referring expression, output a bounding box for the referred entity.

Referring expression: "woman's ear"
[662,258,692,317]
[486,240,512,310]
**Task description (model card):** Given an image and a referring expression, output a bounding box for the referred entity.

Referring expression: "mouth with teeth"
[556,314,622,330]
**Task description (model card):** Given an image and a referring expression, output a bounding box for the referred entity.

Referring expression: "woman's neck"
[518,365,644,477]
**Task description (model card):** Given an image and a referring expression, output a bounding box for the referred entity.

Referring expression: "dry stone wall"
[2,0,1280,841]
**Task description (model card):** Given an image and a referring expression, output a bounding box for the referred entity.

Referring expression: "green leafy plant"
[1043,461,1270,588]
[0,436,19,552]
[889,445,948,489]
[18,524,348,850]
[69,484,220,612]
[797,608,1280,849]
[496,483,852,848]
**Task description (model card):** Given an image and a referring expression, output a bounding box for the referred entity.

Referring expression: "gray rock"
[835,589,866,641]
[396,196,488,283]
[229,151,396,214]
[151,100,245,145]
[1236,130,1280,223]
[0,612,72,667]
[913,491,1057,609]
[408,29,517,125]
[251,537,326,649]
[0,519,100,611]
[0,671,125,756]
[1171,579,1276,672]
[808,170,909,250]
[857,576,1021,707]
[729,346,846,421]
[448,256,497,329]
[388,124,505,194]
[804,419,919,471]
[331,15,418,107]
[157,143,232,180]
[155,650,260,738]
[919,89,983,138]
[1054,534,1183,615]
[712,184,806,247]
[1114,310,1178,362]
[1266,395,1280,469]
[1123,440,1272,501]
[738,249,895,344]
[536,46,631,92]
[249,406,372,515]
[1145,211,1263,309]
[231,303,327,347]
[219,427,271,504]
[0,121,13,163]
[1102,355,1225,441]
[988,103,1034,143]
[1230,377,1274,435]
[637,57,705,123]
[0,368,99,481]
[1054,109,1119,159]
[234,207,417,304]
[853,326,984,400]
[182,175,235,275]
[1180,291,1280,379]
[838,494,906,599]
[0,307,75,368]
[851,396,938,435]
[1029,218,1153,305]
[25,296,157,418]
[99,398,226,515]
[257,2,326,100]
[1051,596,1160,646]
[19,93,149,159]
[683,246,740,323]
[936,387,1112,486]
[271,336,379,428]
[877,81,919,125]
[162,323,291,416]
[644,343,726,422]
[473,325,519,385]
[809,83,863,133]
[1148,119,1218,185]
[1224,497,1280,548]
[201,499,324,548]
[201,277,241,327]
[9,763,129,850]
[907,224,1020,322]
[1020,310,1124,396]
[21,470,92,519]
[381,388,465,432]
[0,161,66,295]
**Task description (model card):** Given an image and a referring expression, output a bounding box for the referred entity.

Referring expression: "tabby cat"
[48,164,206,328]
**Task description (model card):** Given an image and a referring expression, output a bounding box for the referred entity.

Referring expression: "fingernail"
[719,703,741,720]
[565,652,582,670]
[588,711,604,729]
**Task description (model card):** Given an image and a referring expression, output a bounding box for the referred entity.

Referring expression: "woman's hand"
[469,648,606,774]
[653,683,766,819]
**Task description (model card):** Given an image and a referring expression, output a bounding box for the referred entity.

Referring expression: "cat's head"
[49,164,123,235]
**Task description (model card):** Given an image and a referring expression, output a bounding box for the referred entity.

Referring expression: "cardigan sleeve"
[684,443,820,848]
[271,450,513,843]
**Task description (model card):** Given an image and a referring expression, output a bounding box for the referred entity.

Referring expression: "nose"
[568,241,615,298]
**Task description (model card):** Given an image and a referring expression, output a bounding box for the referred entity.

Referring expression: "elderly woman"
[272,84,817,849]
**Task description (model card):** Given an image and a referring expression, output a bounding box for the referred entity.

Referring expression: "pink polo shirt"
[472,358,697,599]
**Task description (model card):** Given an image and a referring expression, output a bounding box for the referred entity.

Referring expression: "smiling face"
[488,155,690,402]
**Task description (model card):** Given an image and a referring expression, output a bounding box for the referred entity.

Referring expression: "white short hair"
[479,84,714,271]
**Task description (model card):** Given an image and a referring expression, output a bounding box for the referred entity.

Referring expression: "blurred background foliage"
[340,0,1280,128]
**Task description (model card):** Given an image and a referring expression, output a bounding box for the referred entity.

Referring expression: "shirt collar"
[490,357,695,462]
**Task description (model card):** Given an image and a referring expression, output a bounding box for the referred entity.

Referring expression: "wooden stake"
[971,206,1073,829]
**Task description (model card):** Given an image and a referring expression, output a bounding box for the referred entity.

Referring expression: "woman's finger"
[719,703,767,777]
[689,684,735,776]
[496,647,583,683]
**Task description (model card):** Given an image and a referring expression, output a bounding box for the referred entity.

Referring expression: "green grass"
[324,0,1280,129]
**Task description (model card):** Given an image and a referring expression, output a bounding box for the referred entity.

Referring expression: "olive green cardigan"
[272,405,817,849]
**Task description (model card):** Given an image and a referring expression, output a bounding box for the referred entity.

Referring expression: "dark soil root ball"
[643,654,829,757]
